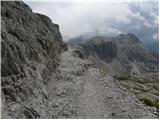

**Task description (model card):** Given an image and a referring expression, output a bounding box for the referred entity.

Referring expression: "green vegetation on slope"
[115,75,159,109]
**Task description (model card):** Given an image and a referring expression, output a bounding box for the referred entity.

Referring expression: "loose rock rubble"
[46,45,157,119]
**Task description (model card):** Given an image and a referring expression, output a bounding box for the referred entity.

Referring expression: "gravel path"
[46,45,156,119]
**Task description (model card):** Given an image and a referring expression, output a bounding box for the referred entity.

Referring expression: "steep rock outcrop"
[1,1,67,118]
[68,34,159,114]
[87,39,118,63]
[73,33,158,76]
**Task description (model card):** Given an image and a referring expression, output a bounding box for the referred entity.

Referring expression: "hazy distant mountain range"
[68,34,159,54]
[68,33,158,76]
[146,41,159,54]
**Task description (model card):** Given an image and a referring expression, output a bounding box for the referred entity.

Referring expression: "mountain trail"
[46,45,156,119]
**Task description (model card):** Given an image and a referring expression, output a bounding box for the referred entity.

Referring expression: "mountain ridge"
[70,33,158,76]
[1,1,159,119]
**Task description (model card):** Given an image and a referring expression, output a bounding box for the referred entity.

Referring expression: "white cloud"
[153,33,159,40]
[25,0,158,43]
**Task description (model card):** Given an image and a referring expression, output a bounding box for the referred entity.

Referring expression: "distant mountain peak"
[117,33,141,44]
[79,33,158,76]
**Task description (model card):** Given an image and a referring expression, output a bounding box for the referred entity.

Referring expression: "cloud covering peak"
[25,0,158,43]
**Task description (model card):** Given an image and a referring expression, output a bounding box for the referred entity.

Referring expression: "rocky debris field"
[45,45,157,119]
[1,1,158,119]
[115,74,159,116]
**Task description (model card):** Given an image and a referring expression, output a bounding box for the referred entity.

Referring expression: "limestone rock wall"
[1,1,67,118]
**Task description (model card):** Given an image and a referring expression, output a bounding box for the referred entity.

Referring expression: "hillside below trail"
[46,45,156,119]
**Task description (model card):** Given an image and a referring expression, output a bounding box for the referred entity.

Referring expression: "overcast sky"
[25,0,159,43]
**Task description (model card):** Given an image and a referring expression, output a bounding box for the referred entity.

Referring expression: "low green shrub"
[114,76,130,80]
[140,97,159,109]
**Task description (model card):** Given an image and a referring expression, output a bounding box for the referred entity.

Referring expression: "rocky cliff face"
[69,34,159,114]
[1,1,67,118]
[81,33,158,76]
[1,1,158,119]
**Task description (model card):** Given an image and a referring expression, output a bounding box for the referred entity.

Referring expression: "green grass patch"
[152,84,159,91]
[114,76,130,81]
[115,75,159,109]
[99,69,107,76]
[140,97,159,109]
